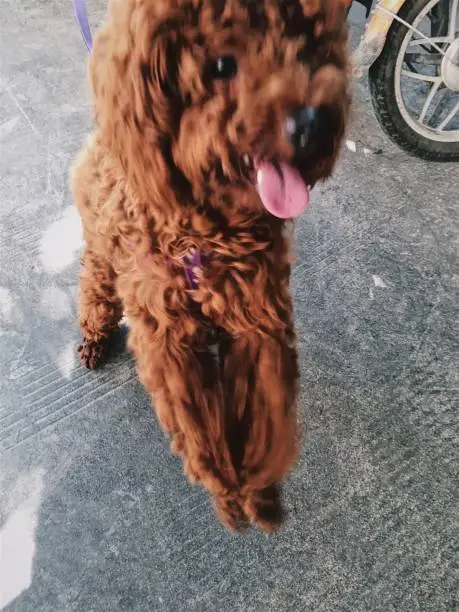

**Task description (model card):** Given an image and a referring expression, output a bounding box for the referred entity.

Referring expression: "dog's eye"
[209,55,238,80]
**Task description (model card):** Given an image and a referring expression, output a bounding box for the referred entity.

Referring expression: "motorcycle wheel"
[368,0,459,161]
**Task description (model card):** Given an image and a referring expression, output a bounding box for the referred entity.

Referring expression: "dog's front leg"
[78,248,123,369]
[217,330,300,531]
[127,314,248,526]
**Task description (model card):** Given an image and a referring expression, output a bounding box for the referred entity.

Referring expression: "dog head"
[91,0,350,219]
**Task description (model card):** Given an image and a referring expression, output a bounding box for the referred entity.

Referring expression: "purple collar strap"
[182,248,203,290]
[72,0,93,51]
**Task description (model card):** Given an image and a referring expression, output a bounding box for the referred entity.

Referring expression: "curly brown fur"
[71,0,350,531]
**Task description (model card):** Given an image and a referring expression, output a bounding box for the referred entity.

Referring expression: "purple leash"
[72,0,93,51]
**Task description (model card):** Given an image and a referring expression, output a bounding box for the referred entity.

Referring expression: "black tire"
[368,0,459,161]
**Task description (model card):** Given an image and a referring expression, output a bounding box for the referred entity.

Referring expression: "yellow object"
[353,0,407,76]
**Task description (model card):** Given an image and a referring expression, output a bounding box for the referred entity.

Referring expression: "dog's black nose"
[284,107,317,154]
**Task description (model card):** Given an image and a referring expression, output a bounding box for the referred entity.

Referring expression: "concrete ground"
[1,1,458,611]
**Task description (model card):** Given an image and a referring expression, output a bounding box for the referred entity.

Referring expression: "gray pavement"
[0,1,458,611]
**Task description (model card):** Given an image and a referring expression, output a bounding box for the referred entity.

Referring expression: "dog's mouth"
[242,154,310,219]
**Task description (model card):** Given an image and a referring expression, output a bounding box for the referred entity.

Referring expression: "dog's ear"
[89,15,181,136]
[144,21,184,131]
[88,5,184,204]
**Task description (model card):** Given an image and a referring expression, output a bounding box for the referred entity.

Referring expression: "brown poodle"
[71,0,350,531]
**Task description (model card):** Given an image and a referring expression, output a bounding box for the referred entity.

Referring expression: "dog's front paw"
[77,338,109,370]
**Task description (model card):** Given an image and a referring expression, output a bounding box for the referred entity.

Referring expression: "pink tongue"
[255,161,310,219]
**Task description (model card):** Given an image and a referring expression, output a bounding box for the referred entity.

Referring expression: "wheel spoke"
[408,36,452,46]
[376,5,449,56]
[427,86,449,123]
[401,69,442,82]
[419,80,443,123]
[436,100,459,130]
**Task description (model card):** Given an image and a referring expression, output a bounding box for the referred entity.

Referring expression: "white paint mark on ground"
[0,469,44,609]
[0,116,20,140]
[56,341,76,380]
[346,139,357,152]
[0,287,14,323]
[40,286,71,321]
[39,207,83,274]
[372,275,387,288]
